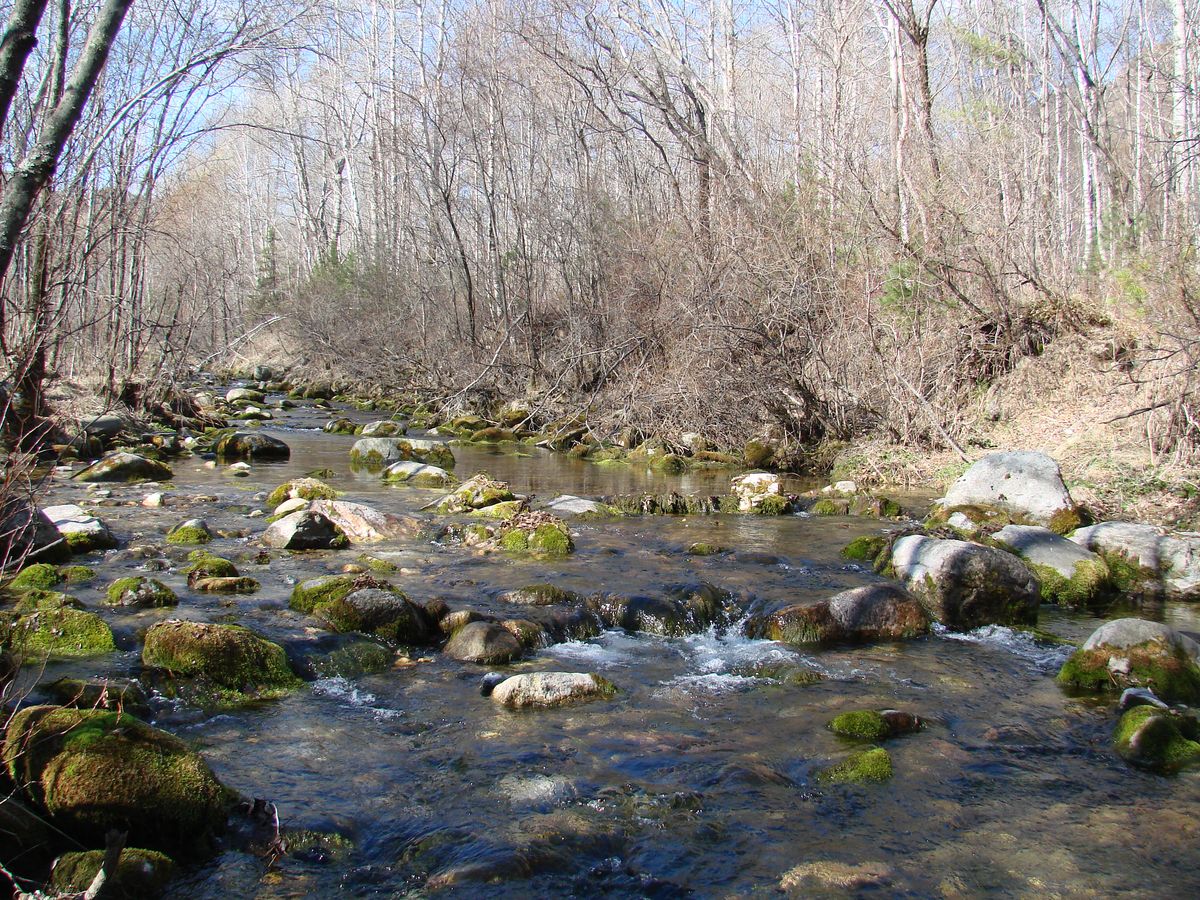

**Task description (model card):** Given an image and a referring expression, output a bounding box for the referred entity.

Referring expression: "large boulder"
[934,451,1084,533]
[5,593,116,657]
[889,535,1040,629]
[0,498,68,565]
[490,672,617,708]
[3,706,232,855]
[748,584,931,645]
[444,621,523,664]
[261,509,348,549]
[142,620,302,708]
[212,431,290,460]
[992,524,1111,607]
[73,452,173,483]
[1057,618,1200,704]
[42,504,117,553]
[309,499,420,543]
[1069,522,1200,600]
[313,587,433,645]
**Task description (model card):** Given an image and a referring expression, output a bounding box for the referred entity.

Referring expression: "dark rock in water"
[444,622,523,664]
[317,587,434,645]
[499,583,581,606]
[43,677,151,718]
[889,535,1040,629]
[73,451,173,483]
[261,509,348,550]
[748,583,931,646]
[827,709,923,741]
[213,430,290,460]
[480,672,507,696]
[51,847,176,896]
[286,633,395,680]
[253,365,272,381]
[2,705,232,855]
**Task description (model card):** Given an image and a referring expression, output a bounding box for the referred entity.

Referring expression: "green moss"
[499,529,530,552]
[6,598,116,657]
[590,674,619,699]
[3,706,231,855]
[755,494,792,515]
[166,523,211,545]
[817,747,893,784]
[191,576,260,594]
[503,619,547,648]
[324,418,358,434]
[317,589,427,644]
[1048,505,1088,535]
[266,478,340,508]
[9,563,62,592]
[650,453,687,475]
[295,639,393,680]
[469,499,526,519]
[184,555,238,584]
[1057,644,1200,704]
[1114,706,1200,774]
[58,565,96,584]
[809,498,846,516]
[1096,549,1158,594]
[529,523,573,557]
[282,829,355,863]
[290,574,359,614]
[358,554,399,573]
[105,577,177,608]
[743,440,775,469]
[503,583,580,605]
[1028,558,1111,608]
[142,620,301,707]
[51,848,176,898]
[828,710,890,741]
[842,535,888,562]
[687,542,726,556]
[63,529,118,553]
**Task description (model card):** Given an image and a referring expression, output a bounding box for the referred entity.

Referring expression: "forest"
[1,0,1198,493]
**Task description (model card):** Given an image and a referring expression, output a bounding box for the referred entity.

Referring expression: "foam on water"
[313,676,403,719]
[547,629,648,668]
[934,623,1074,671]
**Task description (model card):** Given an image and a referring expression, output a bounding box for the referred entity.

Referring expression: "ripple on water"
[312,676,403,720]
[934,623,1074,672]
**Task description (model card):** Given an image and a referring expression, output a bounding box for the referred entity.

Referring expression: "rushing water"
[22,390,1200,897]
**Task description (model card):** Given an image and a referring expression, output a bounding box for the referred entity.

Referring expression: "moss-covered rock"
[5,594,116,657]
[105,576,178,608]
[58,565,96,584]
[747,584,930,646]
[443,621,523,664]
[266,478,340,508]
[649,453,687,475]
[436,474,516,514]
[841,535,889,563]
[1057,619,1200,704]
[686,542,727,556]
[3,706,232,854]
[316,587,433,645]
[290,574,359,614]
[756,494,792,515]
[1113,706,1200,774]
[817,747,894,784]
[165,519,212,545]
[498,518,574,557]
[469,499,526,519]
[184,555,238,586]
[9,563,62,592]
[809,498,849,516]
[323,417,358,435]
[73,452,174,483]
[743,440,775,469]
[287,635,394,680]
[828,710,891,741]
[191,576,260,594]
[212,431,290,460]
[499,583,581,606]
[44,677,151,717]
[1027,558,1111,608]
[51,847,176,898]
[142,620,301,708]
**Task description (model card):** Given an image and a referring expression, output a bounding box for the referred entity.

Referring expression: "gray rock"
[42,504,116,552]
[79,413,125,438]
[73,452,173,483]
[490,672,616,708]
[349,437,407,468]
[225,387,265,404]
[1071,522,1200,599]
[382,460,453,487]
[993,524,1100,579]
[252,365,272,381]
[309,499,419,543]
[749,583,931,645]
[320,588,432,644]
[542,495,609,517]
[938,450,1079,531]
[443,621,522,664]
[261,509,347,550]
[890,535,1040,629]
[0,498,68,564]
[1119,687,1169,711]
[359,420,406,437]
[1083,618,1200,662]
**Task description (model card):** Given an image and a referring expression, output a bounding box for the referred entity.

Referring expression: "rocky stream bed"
[3,383,1200,897]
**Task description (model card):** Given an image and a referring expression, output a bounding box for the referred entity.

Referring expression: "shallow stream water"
[21,390,1200,897]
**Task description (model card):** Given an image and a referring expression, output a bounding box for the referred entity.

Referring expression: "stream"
[20,387,1200,897]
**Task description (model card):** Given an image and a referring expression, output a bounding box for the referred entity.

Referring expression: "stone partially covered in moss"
[290,574,360,614]
[817,747,894,784]
[316,587,434,645]
[58,565,96,584]
[185,555,238,586]
[73,452,174,483]
[496,512,574,558]
[747,584,930,646]
[142,620,302,708]
[992,524,1112,608]
[165,519,212,545]
[5,706,231,856]
[1056,618,1200,704]
[51,847,176,898]
[687,542,727,556]
[105,576,178,608]
[212,431,290,460]
[499,583,581,606]
[192,576,260,594]
[9,563,61,592]
[842,535,888,564]
[828,710,922,741]
[45,677,151,717]
[5,594,116,657]
[266,477,340,508]
[469,499,526,519]
[1113,706,1200,775]
[649,453,687,475]
[287,634,395,680]
[436,474,516,514]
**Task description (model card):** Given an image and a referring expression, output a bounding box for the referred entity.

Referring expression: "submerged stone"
[816,747,894,784]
